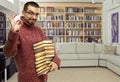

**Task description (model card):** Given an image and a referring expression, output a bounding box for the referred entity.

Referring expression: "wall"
[20,0,104,3]
[0,0,20,39]
[0,0,20,17]
[103,0,120,44]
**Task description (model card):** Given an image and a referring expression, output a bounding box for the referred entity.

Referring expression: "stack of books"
[33,40,55,76]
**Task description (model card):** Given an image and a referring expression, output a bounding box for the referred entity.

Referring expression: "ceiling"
[20,0,106,3]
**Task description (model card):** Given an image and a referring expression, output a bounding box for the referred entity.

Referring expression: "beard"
[22,16,37,27]
[27,19,37,27]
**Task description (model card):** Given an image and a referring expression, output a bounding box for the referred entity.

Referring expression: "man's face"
[23,5,40,26]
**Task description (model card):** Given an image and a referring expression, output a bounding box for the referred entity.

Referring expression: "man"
[3,1,60,82]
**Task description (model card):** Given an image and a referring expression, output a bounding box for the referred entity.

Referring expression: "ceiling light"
[91,0,95,4]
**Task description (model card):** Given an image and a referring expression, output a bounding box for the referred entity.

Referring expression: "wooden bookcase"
[37,3,102,43]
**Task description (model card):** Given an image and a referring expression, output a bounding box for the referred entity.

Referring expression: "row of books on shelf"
[0,16,5,21]
[66,23,101,28]
[39,15,46,20]
[38,15,101,21]
[45,29,65,35]
[36,22,47,28]
[52,37,83,43]
[37,22,64,28]
[84,8,101,13]
[66,30,83,36]
[47,22,64,28]
[47,7,64,12]
[0,30,5,36]
[38,23,101,29]
[47,36,102,43]
[44,30,101,36]
[46,7,55,12]
[46,7,92,13]
[66,22,83,28]
[45,29,100,36]
[54,37,83,43]
[40,7,101,13]
[0,23,4,29]
[46,15,64,20]
[39,15,64,21]
[66,7,84,13]
[66,37,82,42]
[40,7,45,12]
[40,7,65,13]
[54,37,64,43]
[85,16,101,21]
[66,14,83,20]
[66,8,101,13]
[85,30,101,35]
[66,30,101,36]
[84,23,101,28]
[85,37,102,43]
[0,36,5,45]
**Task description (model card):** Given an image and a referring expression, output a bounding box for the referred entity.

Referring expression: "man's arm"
[3,14,23,57]
[52,50,61,68]
[3,29,19,57]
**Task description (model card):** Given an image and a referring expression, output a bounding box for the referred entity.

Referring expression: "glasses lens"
[26,10,39,16]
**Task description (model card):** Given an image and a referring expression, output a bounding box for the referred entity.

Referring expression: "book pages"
[33,40,55,76]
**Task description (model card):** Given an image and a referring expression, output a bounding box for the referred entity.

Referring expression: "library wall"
[0,0,20,14]
[37,2,102,43]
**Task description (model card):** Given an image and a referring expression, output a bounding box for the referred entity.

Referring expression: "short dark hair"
[23,1,40,11]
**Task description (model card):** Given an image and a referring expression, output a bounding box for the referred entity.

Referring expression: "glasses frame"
[25,10,39,17]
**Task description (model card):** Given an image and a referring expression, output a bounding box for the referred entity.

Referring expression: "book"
[33,40,55,76]
[33,40,52,47]
[34,46,54,53]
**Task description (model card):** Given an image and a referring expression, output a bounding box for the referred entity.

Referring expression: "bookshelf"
[0,12,6,45]
[0,11,6,82]
[37,3,102,43]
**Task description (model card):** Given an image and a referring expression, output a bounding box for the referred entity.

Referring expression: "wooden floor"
[8,67,120,82]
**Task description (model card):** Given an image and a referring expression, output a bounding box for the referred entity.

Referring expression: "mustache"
[29,18,37,21]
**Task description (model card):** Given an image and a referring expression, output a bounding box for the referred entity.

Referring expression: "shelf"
[0,12,6,45]
[37,2,102,43]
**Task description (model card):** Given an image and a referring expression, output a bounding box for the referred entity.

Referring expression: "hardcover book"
[33,40,55,76]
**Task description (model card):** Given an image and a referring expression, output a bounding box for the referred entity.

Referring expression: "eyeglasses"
[25,10,39,17]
